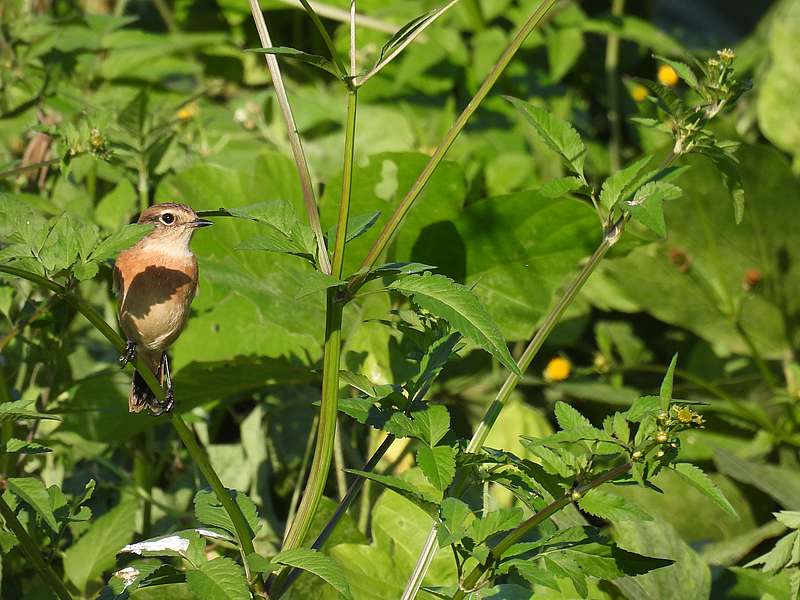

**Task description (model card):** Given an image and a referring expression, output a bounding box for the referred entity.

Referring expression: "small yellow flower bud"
[656,431,668,444]
[631,84,649,102]
[571,490,582,501]
[631,450,643,461]
[656,450,665,458]
[717,48,735,61]
[177,101,199,121]
[657,64,679,87]
[544,356,571,382]
[657,411,668,421]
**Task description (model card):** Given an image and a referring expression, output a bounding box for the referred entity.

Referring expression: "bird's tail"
[129,351,162,413]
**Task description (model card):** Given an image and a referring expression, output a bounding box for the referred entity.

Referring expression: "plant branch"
[604,0,625,172]
[279,74,358,553]
[297,0,349,76]
[451,462,632,599]
[248,0,332,275]
[352,0,559,285]
[0,492,73,600]
[0,265,258,581]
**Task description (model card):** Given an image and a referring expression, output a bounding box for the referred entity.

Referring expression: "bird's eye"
[160,213,175,225]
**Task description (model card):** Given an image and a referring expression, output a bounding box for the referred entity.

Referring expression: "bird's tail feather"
[129,352,162,413]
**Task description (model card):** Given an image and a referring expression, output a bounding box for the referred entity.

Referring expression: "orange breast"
[115,249,198,352]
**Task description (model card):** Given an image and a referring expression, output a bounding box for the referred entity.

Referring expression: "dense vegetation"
[1,0,800,598]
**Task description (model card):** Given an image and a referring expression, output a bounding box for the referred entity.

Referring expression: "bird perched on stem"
[114,203,212,414]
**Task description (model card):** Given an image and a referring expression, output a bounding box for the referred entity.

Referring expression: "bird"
[114,203,212,414]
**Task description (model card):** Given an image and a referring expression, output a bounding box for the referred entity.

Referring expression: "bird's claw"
[119,340,136,368]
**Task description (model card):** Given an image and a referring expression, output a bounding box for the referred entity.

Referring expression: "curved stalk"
[0,265,258,580]
[604,0,625,172]
[353,0,559,285]
[280,84,358,552]
[249,0,332,275]
[0,494,73,600]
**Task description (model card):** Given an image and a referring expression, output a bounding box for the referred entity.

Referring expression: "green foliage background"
[1,0,800,598]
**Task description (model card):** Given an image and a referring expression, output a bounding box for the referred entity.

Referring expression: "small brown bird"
[114,203,212,414]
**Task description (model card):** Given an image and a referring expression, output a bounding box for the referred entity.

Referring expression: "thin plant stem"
[334,419,347,501]
[297,0,348,76]
[0,158,60,179]
[0,265,259,581]
[279,76,358,552]
[353,0,559,284]
[284,415,318,541]
[353,0,461,87]
[248,0,333,275]
[0,493,73,600]
[451,462,632,599]
[275,0,399,34]
[604,0,625,172]
[401,217,624,599]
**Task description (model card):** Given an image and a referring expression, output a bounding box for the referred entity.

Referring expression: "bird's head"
[137,203,212,254]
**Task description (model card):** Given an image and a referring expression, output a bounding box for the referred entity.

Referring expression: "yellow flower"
[631,84,649,102]
[177,101,199,121]
[544,356,571,382]
[657,64,679,87]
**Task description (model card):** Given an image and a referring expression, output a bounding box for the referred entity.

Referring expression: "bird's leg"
[152,352,175,415]
[119,340,137,368]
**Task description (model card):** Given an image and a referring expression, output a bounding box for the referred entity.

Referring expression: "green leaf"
[92,223,154,262]
[247,47,342,78]
[344,469,437,511]
[538,176,586,198]
[468,507,524,545]
[0,399,61,422]
[625,181,682,237]
[6,478,59,532]
[63,497,138,592]
[776,511,800,530]
[264,548,354,600]
[193,489,260,540]
[365,262,435,281]
[505,96,586,180]
[654,55,699,89]
[416,445,456,490]
[388,273,520,375]
[327,211,381,245]
[0,438,51,454]
[599,155,653,211]
[38,214,80,273]
[700,146,746,223]
[554,400,594,431]
[578,489,652,522]
[185,557,250,600]
[409,404,450,447]
[670,463,737,519]
[714,451,800,510]
[437,497,473,546]
[294,270,344,299]
[660,354,678,411]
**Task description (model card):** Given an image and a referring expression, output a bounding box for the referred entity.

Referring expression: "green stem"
[0,158,60,180]
[735,321,778,390]
[297,0,349,76]
[280,89,358,552]
[604,0,625,172]
[0,493,73,600]
[0,265,258,580]
[353,0,559,283]
[451,462,632,599]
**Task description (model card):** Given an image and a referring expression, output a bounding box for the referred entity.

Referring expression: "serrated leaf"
[554,400,594,431]
[185,556,250,600]
[660,354,678,410]
[654,55,700,89]
[247,46,343,78]
[745,530,800,572]
[0,438,51,454]
[92,224,154,262]
[294,270,344,299]
[599,155,653,210]
[578,489,652,522]
[0,399,61,422]
[388,273,520,375]
[538,176,586,198]
[468,507,524,545]
[673,463,738,518]
[502,560,561,591]
[627,395,660,422]
[38,214,80,273]
[263,548,354,600]
[417,445,456,490]
[6,478,58,532]
[63,497,138,592]
[776,511,800,530]
[344,469,437,511]
[409,404,450,447]
[438,497,473,546]
[364,261,435,281]
[505,96,586,180]
[193,488,260,540]
[625,181,682,237]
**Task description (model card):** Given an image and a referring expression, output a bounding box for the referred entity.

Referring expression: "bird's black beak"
[191,219,214,228]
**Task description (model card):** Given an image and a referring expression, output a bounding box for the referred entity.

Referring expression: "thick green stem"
[0,493,73,600]
[353,0,559,283]
[0,265,257,579]
[451,462,632,599]
[604,0,625,172]
[280,89,357,552]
